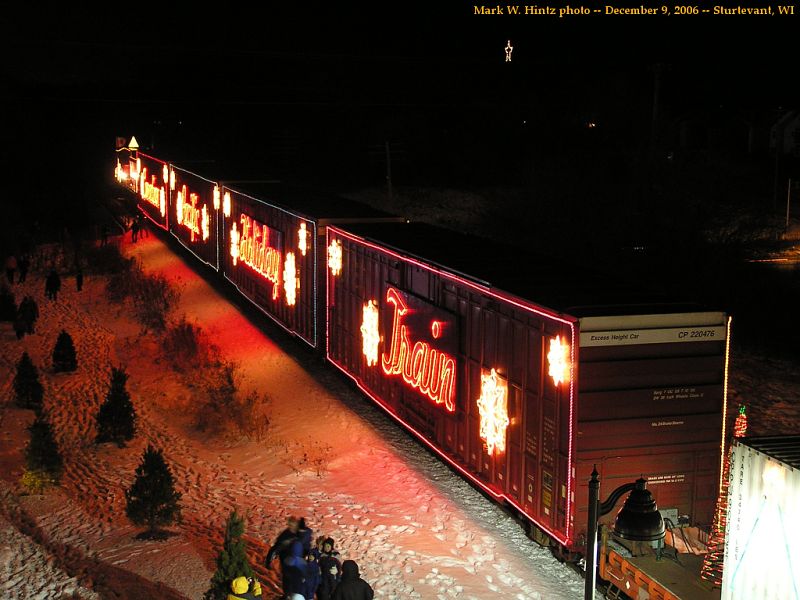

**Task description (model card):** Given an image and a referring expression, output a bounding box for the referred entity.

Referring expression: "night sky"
[2,4,799,351]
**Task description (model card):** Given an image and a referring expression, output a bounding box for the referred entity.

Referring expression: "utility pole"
[385,140,393,204]
[786,178,793,233]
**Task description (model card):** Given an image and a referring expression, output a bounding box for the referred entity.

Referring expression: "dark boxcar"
[221,183,403,348]
[169,164,219,270]
[326,224,578,547]
[326,222,729,551]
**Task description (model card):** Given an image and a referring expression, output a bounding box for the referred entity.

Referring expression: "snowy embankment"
[1,234,584,599]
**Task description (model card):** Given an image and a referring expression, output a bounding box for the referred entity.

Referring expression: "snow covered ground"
[0,233,584,599]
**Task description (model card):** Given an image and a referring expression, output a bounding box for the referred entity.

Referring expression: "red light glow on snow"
[175,185,209,242]
[360,300,380,367]
[233,213,282,300]
[381,287,456,412]
[283,252,298,306]
[328,239,342,276]
[298,222,308,256]
[547,335,569,386]
[477,369,509,455]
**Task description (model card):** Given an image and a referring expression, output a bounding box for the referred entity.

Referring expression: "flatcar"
[114,143,731,555]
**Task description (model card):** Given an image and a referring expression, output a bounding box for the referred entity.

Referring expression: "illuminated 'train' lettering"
[234,213,282,299]
[381,287,456,412]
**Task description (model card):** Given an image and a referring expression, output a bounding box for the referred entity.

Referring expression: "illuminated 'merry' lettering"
[234,213,282,299]
[175,185,209,242]
[381,287,456,412]
[139,168,166,217]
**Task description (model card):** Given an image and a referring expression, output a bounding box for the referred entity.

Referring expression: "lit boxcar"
[169,164,219,270]
[325,222,730,551]
[722,436,800,600]
[220,183,403,348]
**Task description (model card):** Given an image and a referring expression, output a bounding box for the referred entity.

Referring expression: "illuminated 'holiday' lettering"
[234,213,282,299]
[477,369,509,455]
[381,287,456,412]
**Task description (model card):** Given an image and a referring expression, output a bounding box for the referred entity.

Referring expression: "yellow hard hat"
[231,576,249,594]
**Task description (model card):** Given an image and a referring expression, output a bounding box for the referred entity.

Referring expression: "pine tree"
[701,404,748,587]
[204,510,254,600]
[95,366,136,446]
[13,352,44,412]
[24,416,63,487]
[125,445,181,538]
[53,330,78,372]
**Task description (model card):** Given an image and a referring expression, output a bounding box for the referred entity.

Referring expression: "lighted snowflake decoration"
[223,191,231,218]
[328,239,342,276]
[159,187,166,217]
[298,222,308,256]
[283,252,298,306]
[230,221,240,266]
[360,300,380,367]
[201,204,210,241]
[162,164,169,184]
[175,189,184,225]
[139,170,146,195]
[547,335,570,386]
[169,168,176,191]
[477,369,509,455]
[213,185,221,210]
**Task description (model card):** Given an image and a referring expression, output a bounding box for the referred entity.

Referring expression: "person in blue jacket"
[282,539,313,599]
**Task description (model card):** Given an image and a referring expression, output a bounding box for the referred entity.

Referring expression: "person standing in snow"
[45,269,61,301]
[75,266,84,292]
[5,254,17,284]
[330,560,373,600]
[19,296,38,334]
[227,575,262,599]
[18,254,30,283]
[13,312,26,339]
[298,517,314,555]
[282,539,313,599]
[267,516,300,566]
[317,537,342,600]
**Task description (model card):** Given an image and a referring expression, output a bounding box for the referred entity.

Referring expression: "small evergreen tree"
[125,445,182,538]
[204,510,254,600]
[53,330,78,372]
[24,416,63,488]
[95,366,136,446]
[13,352,44,412]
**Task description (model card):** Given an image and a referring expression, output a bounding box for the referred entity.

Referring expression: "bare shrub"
[237,390,272,442]
[105,261,143,304]
[86,242,135,274]
[132,271,179,332]
[163,317,219,371]
[273,437,332,478]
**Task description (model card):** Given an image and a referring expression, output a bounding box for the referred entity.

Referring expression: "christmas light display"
[138,168,167,217]
[360,300,380,367]
[232,213,282,299]
[223,191,231,218]
[213,185,221,210]
[328,239,342,276]
[505,40,513,62]
[162,164,169,185]
[547,335,569,386]
[115,159,128,182]
[283,252,298,306]
[175,185,208,242]
[381,287,456,412]
[169,168,175,191]
[701,404,748,587]
[477,369,509,455]
[298,222,308,256]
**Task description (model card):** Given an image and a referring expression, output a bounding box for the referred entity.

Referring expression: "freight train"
[114,144,731,558]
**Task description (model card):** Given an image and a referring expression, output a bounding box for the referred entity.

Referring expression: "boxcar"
[116,151,170,231]
[220,183,403,348]
[325,222,730,551]
[168,164,220,270]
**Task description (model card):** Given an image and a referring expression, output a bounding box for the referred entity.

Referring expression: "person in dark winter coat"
[131,218,139,243]
[298,518,314,556]
[282,540,313,599]
[13,313,26,339]
[266,517,300,566]
[331,560,373,600]
[317,538,342,600]
[75,267,83,292]
[45,270,61,301]
[17,255,29,283]
[19,296,38,334]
